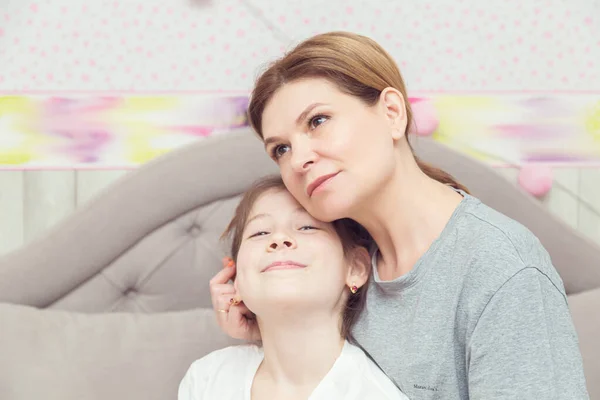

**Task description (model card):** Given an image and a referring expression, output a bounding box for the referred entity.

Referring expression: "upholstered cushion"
[568,288,600,398]
[0,303,237,400]
[0,128,278,310]
[48,198,241,313]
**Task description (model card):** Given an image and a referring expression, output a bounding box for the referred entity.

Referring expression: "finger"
[209,264,237,286]
[231,301,254,318]
[211,284,236,296]
[209,283,236,309]
[215,294,236,311]
[214,294,238,323]
[229,303,260,341]
[222,257,235,268]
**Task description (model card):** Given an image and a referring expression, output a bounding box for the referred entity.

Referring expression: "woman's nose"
[290,139,317,173]
[267,235,297,251]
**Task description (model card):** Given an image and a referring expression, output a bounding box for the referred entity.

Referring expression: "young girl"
[179,176,408,400]
[210,32,589,399]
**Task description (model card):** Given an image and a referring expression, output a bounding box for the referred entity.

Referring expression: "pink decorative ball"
[518,164,554,198]
[409,99,439,136]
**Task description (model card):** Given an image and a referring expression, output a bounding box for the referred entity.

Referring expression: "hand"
[209,259,261,342]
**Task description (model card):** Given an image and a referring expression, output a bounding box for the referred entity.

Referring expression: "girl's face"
[261,78,407,222]
[234,189,364,316]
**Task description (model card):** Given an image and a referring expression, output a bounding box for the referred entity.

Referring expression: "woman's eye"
[308,115,328,130]
[271,144,290,159]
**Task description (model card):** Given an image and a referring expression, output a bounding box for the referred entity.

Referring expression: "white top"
[178,341,409,400]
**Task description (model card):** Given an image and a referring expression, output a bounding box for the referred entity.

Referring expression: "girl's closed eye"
[248,230,270,239]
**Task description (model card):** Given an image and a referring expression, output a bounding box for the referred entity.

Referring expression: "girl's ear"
[232,274,242,302]
[346,247,371,290]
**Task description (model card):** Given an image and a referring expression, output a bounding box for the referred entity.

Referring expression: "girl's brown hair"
[247,31,468,193]
[222,175,372,340]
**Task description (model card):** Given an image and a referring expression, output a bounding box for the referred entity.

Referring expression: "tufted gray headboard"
[0,127,598,399]
[0,127,599,311]
[0,128,275,312]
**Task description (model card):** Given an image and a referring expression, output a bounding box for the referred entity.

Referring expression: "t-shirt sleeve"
[467,267,589,399]
[178,345,259,400]
[178,365,197,400]
[178,356,213,400]
[177,347,236,400]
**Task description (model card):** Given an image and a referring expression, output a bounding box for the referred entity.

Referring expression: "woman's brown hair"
[247,31,468,193]
[222,175,372,340]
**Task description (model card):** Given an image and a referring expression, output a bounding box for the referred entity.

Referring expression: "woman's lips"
[262,261,307,272]
[306,172,339,197]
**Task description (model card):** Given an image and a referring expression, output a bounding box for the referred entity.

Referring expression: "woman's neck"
[353,150,463,280]
[253,311,345,397]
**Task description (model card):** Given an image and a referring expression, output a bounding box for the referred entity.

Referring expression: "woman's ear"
[380,87,408,140]
[346,246,371,289]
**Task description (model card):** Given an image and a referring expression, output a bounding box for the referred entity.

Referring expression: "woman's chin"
[307,195,356,222]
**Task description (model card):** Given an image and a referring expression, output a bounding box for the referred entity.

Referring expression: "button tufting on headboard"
[187,224,202,237]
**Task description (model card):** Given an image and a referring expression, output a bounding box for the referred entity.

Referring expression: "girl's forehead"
[245,190,301,223]
[246,190,335,228]
[251,189,296,210]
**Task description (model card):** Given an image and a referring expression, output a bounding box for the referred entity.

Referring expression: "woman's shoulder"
[457,195,557,274]
[452,196,566,306]
[459,194,539,249]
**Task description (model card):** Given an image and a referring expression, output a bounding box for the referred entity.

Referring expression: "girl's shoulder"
[186,344,263,375]
[178,345,263,399]
[327,342,409,400]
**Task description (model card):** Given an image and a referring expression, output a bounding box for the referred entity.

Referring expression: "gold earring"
[350,284,358,294]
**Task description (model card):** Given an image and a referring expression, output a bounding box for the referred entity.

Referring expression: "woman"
[181,176,408,399]
[210,32,589,399]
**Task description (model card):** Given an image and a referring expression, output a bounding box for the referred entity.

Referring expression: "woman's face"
[235,188,356,316]
[261,78,406,222]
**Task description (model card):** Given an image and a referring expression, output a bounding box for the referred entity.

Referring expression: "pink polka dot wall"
[0,0,597,92]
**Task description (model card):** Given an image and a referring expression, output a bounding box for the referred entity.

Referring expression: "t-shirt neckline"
[371,190,475,291]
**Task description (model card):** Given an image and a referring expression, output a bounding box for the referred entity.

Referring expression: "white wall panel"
[23,171,76,243]
[0,171,24,255]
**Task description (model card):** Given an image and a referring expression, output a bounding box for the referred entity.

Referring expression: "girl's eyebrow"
[246,213,269,225]
[247,207,310,227]
[292,207,311,217]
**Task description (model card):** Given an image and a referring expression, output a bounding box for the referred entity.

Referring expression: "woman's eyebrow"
[295,102,327,126]
[263,103,329,150]
[263,136,281,149]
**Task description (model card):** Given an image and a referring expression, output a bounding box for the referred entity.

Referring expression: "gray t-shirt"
[352,193,589,399]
